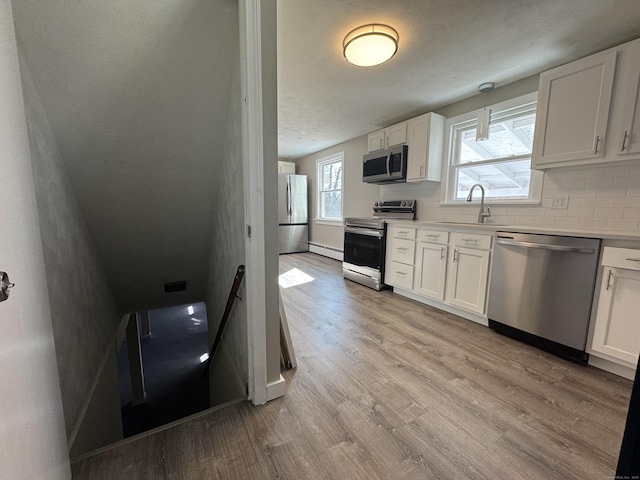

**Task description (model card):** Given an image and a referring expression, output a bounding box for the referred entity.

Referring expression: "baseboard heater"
[308,242,343,261]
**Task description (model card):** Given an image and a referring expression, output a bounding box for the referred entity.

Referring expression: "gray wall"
[295,136,381,250]
[18,49,123,456]
[0,0,71,476]
[205,55,248,403]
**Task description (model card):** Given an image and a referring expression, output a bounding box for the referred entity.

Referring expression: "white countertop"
[385,219,640,242]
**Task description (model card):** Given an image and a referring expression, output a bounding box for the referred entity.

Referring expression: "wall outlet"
[550,194,569,209]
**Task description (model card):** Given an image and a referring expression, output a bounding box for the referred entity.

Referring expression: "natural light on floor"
[279,268,315,288]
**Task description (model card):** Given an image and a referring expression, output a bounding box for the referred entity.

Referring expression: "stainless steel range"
[343,200,416,290]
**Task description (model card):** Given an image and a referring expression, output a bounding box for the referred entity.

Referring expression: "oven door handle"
[345,226,384,238]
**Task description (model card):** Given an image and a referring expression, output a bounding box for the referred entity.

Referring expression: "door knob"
[0,271,15,303]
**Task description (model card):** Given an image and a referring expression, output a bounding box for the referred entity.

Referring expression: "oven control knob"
[375,202,379,206]
[401,201,406,206]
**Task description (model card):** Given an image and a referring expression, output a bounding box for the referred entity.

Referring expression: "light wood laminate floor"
[73,253,633,480]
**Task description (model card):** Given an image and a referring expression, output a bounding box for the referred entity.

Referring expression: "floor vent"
[164,281,186,293]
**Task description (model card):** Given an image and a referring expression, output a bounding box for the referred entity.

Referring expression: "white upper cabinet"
[532,50,617,169]
[367,122,407,152]
[367,129,386,152]
[406,112,444,183]
[609,39,640,158]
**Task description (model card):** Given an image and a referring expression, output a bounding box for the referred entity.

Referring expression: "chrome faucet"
[466,184,491,223]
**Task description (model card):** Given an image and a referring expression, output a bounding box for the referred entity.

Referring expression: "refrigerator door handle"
[286,180,292,218]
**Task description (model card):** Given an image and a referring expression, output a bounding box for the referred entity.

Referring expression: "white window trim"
[441,92,543,206]
[315,152,344,222]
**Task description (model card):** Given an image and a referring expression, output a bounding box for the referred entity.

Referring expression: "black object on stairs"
[202,265,246,376]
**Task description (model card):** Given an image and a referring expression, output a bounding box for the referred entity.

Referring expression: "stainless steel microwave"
[362,145,408,184]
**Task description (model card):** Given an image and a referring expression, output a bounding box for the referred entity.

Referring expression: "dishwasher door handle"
[496,238,595,254]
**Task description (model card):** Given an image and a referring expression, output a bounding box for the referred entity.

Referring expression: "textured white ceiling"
[277,0,640,159]
[13,0,239,312]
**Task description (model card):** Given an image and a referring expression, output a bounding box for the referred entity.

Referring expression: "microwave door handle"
[386,153,391,177]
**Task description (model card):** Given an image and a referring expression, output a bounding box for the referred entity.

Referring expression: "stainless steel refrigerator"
[278,174,308,254]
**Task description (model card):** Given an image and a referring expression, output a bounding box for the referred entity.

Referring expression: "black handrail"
[202,265,246,376]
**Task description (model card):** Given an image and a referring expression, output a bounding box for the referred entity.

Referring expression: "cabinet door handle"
[397,247,408,252]
[606,269,614,290]
[622,131,630,151]
[462,238,479,244]
[594,135,601,154]
[440,246,446,260]
[625,257,640,262]
[453,249,459,262]
[395,271,406,276]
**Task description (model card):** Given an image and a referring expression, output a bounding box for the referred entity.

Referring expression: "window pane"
[455,158,533,200]
[458,114,535,164]
[322,162,342,191]
[320,191,342,219]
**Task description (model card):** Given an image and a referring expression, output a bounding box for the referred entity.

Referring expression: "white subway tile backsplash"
[580,197,612,208]
[623,207,640,218]
[567,207,595,218]
[579,218,609,229]
[614,175,640,188]
[608,218,639,230]
[585,176,615,188]
[597,187,628,198]
[611,197,639,207]
[545,209,569,217]
[594,208,624,218]
[599,165,630,177]
[625,186,640,197]
[384,162,640,234]
[569,188,597,198]
[534,216,557,225]
[554,217,581,228]
[560,178,587,189]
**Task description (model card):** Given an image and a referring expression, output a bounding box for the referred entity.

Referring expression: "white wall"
[17,41,123,457]
[205,55,248,403]
[0,1,71,477]
[295,136,380,250]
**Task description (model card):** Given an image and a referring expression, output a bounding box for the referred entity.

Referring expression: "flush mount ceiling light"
[343,24,399,67]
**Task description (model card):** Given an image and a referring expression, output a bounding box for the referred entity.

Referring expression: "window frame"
[441,92,543,206]
[315,152,344,225]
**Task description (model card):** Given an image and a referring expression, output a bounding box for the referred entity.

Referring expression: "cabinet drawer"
[602,247,640,270]
[390,238,416,265]
[391,226,416,240]
[452,232,492,250]
[387,262,414,290]
[418,229,448,245]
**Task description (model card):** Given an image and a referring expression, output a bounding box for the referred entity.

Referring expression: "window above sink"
[442,92,544,205]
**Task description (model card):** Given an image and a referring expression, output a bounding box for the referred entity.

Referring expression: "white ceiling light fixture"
[343,24,399,67]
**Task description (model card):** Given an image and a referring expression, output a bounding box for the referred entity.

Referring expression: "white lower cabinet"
[385,225,417,291]
[386,226,492,320]
[447,246,490,315]
[590,247,640,368]
[415,229,448,301]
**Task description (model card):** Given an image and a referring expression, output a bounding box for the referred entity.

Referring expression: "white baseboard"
[266,374,286,401]
[588,355,636,380]
[309,243,343,261]
[393,287,489,327]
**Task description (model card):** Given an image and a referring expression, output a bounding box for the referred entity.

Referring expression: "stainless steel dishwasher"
[488,232,601,362]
